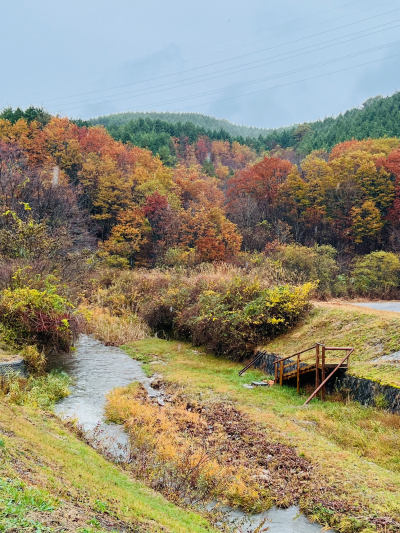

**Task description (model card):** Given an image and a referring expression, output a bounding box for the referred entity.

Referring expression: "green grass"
[265,305,400,387]
[0,477,55,531]
[0,401,216,532]
[122,342,166,376]
[2,370,72,409]
[124,338,400,531]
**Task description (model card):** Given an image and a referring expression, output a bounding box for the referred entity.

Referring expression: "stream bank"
[51,334,333,533]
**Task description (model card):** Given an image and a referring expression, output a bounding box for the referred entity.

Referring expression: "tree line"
[1,107,400,298]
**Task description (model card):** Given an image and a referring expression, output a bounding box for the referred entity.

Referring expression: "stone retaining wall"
[0,358,26,377]
[253,350,400,414]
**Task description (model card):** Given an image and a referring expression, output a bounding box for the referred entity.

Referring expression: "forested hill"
[89,111,275,138]
[89,92,400,156]
[299,92,400,153]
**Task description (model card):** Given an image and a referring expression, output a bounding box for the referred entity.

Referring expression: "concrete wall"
[252,350,400,414]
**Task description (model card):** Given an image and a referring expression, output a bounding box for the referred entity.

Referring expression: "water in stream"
[50,335,160,456]
[51,334,332,532]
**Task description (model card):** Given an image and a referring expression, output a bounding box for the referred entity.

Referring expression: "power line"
[56,40,400,114]
[38,5,400,107]
[50,20,400,112]
[179,53,400,114]
[19,0,383,100]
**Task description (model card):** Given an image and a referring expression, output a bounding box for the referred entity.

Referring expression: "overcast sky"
[1,0,400,128]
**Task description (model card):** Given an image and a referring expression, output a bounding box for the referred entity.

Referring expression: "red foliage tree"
[380,149,400,225]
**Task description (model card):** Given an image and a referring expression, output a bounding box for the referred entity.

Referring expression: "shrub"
[20,345,46,375]
[0,286,80,353]
[0,370,70,408]
[313,245,340,296]
[89,265,314,359]
[186,280,314,360]
[162,247,196,267]
[351,251,400,296]
[103,255,130,269]
[270,244,339,297]
[271,244,317,281]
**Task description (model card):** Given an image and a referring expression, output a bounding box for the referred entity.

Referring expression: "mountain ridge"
[89,111,280,138]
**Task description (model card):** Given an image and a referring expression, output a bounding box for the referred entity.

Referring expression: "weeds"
[302,400,400,472]
[0,478,55,532]
[84,307,149,346]
[0,369,71,408]
[105,382,314,512]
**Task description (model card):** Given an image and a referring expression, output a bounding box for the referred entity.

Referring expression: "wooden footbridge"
[239,343,354,405]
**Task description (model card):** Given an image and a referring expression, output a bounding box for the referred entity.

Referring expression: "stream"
[51,334,333,532]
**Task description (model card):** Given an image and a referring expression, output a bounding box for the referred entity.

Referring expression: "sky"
[1,0,400,129]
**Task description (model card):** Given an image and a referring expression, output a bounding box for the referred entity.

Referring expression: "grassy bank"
[0,400,216,532]
[122,339,400,533]
[264,303,400,388]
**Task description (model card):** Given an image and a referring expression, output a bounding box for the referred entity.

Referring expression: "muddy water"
[51,334,332,532]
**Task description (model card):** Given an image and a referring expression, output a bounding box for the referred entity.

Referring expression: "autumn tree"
[99,208,150,267]
[227,156,294,250]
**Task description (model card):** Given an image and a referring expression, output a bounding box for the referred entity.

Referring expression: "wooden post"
[275,362,277,384]
[315,345,320,391]
[280,360,283,386]
[297,353,300,394]
[321,345,326,401]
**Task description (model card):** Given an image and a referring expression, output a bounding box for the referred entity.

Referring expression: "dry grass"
[84,307,149,346]
[92,262,297,317]
[105,383,270,511]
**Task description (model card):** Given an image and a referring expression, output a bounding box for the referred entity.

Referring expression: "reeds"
[85,308,149,346]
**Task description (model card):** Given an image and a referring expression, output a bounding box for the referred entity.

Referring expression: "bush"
[270,244,339,297]
[351,251,400,296]
[186,280,314,360]
[88,265,314,359]
[104,255,130,269]
[0,286,80,354]
[20,345,46,375]
[0,370,70,408]
[162,247,196,267]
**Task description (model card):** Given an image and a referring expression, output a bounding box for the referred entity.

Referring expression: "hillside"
[89,111,275,138]
[89,92,400,156]
[299,92,400,153]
